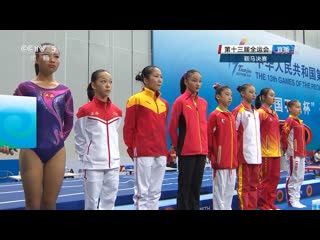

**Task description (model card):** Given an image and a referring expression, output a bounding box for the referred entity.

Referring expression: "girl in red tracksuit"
[123,65,169,210]
[232,83,262,210]
[208,83,237,210]
[169,69,208,210]
[281,100,306,208]
[255,88,281,210]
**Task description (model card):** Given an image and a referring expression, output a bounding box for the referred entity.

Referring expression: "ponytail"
[87,83,94,101]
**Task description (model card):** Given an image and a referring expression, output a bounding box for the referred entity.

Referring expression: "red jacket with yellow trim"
[280,115,306,157]
[123,87,169,158]
[169,89,208,156]
[258,106,281,157]
[208,107,237,169]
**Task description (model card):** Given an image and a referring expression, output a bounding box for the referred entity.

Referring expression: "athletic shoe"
[270,205,280,210]
[290,202,306,208]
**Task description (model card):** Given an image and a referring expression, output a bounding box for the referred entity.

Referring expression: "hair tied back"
[213,83,221,89]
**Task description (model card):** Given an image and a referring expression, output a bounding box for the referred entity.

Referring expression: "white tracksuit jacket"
[74,96,122,169]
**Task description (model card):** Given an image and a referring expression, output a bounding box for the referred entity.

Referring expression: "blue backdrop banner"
[152,30,320,150]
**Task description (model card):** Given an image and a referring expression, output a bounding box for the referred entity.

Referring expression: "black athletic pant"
[176,155,206,210]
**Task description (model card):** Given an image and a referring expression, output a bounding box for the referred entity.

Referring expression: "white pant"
[286,156,305,204]
[83,168,119,210]
[133,156,166,210]
[212,169,236,210]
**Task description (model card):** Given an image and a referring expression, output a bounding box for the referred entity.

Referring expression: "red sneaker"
[270,205,280,210]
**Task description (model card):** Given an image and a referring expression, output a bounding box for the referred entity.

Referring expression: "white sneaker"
[291,202,306,208]
[296,202,306,208]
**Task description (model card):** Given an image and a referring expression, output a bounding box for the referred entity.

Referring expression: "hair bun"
[213,83,221,89]
[182,71,187,79]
